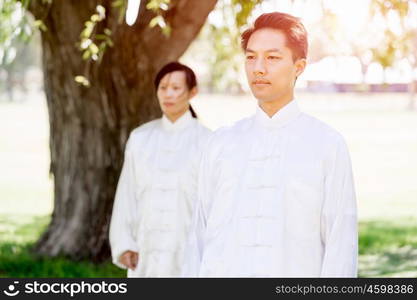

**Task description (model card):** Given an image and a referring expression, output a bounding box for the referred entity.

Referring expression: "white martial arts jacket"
[183,100,358,277]
[110,110,211,277]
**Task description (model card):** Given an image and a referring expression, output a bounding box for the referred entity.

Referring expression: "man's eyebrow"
[245,48,284,54]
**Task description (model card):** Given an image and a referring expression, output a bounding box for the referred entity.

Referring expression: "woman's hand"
[119,250,139,270]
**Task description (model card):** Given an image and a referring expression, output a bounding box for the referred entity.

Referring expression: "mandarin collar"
[254,99,301,129]
[161,110,194,132]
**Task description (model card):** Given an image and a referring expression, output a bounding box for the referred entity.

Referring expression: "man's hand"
[119,250,139,270]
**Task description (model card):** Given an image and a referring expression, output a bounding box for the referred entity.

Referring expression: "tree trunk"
[27,0,217,262]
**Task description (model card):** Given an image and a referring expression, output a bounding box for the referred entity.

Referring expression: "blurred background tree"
[0,0,40,101]
[369,0,417,107]
[181,0,261,93]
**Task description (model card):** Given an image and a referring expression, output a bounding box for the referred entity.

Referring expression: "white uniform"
[183,100,358,277]
[110,111,211,277]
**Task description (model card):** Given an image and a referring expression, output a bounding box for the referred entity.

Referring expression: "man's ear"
[295,58,307,77]
[189,86,198,98]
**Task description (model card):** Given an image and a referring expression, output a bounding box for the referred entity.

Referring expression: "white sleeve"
[109,137,139,269]
[320,135,358,277]
[182,135,215,277]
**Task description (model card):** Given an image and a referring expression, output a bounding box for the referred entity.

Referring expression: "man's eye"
[268,56,280,60]
[246,55,255,60]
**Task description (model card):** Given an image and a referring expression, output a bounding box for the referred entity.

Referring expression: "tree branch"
[122,0,218,67]
[24,0,52,20]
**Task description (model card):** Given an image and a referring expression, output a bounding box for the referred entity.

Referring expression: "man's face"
[157,70,195,119]
[245,28,305,104]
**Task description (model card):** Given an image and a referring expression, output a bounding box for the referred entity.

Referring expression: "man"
[183,12,357,277]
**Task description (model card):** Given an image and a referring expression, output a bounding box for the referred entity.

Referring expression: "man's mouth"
[253,79,270,85]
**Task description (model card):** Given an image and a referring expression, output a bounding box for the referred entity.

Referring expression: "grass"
[359,218,417,254]
[0,214,124,277]
[358,217,417,277]
[0,213,416,277]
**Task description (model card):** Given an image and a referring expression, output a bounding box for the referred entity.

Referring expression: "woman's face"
[157,70,196,121]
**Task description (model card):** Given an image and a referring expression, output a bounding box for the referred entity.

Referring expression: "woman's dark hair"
[154,61,198,118]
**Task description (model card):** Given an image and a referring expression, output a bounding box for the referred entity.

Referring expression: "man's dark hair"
[241,12,308,61]
[154,61,198,118]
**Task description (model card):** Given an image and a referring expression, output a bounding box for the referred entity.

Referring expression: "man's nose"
[253,58,266,76]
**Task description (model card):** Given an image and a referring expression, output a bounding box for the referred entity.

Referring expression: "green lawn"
[0,214,124,277]
[0,213,415,277]
[359,218,417,277]
[1,92,416,277]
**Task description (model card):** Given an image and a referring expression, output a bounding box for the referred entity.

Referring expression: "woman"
[109,62,211,277]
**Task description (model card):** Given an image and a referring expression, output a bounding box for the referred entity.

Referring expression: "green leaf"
[162,25,171,37]
[80,38,92,49]
[74,75,90,87]
[146,1,160,11]
[84,21,94,28]
[82,49,91,60]
[115,0,128,23]
[149,15,163,28]
[90,14,100,22]
[21,0,30,9]
[111,0,124,7]
[94,34,107,40]
[146,0,171,12]
[81,21,94,38]
[96,5,106,19]
[99,42,107,51]
[104,28,112,36]
[34,20,48,32]
[106,38,114,47]
[89,43,99,55]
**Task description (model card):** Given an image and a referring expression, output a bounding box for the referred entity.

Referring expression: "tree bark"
[26,0,217,262]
